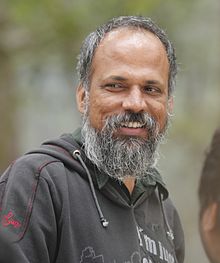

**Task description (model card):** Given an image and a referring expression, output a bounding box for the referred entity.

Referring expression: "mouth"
[116,121,147,138]
[120,121,145,129]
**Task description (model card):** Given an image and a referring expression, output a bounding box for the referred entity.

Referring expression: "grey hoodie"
[0,130,184,263]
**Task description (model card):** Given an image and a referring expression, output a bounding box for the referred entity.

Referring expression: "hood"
[27,133,87,180]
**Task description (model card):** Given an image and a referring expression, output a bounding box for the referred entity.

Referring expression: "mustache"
[102,112,158,132]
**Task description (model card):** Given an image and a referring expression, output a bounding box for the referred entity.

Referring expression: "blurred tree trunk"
[0,10,18,173]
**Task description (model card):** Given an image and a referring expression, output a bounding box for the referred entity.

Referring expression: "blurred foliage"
[0,0,220,262]
[0,0,165,170]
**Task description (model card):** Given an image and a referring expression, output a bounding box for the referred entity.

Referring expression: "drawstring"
[158,189,174,243]
[72,150,109,228]
[72,149,172,240]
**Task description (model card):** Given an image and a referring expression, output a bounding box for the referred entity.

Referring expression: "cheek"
[149,102,168,128]
[88,93,122,129]
[88,97,110,129]
[88,101,103,128]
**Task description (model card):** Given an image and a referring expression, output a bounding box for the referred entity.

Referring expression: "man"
[199,127,220,263]
[0,16,184,262]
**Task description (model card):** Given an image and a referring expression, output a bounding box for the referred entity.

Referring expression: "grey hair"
[77,15,177,97]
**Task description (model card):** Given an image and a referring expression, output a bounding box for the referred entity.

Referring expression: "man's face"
[77,28,172,179]
[77,28,172,138]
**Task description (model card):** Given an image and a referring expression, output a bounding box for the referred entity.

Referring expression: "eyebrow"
[105,75,128,81]
[105,76,162,85]
[144,80,161,85]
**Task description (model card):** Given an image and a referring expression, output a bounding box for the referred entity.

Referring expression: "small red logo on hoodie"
[2,211,21,228]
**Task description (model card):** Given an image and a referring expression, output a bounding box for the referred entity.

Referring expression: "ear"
[201,202,218,232]
[167,96,174,115]
[76,84,86,114]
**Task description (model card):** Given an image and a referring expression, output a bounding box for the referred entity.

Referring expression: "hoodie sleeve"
[0,154,62,263]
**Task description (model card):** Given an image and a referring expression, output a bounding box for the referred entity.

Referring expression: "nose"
[122,87,147,113]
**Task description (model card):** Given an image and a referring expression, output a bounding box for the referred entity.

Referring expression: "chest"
[57,175,177,263]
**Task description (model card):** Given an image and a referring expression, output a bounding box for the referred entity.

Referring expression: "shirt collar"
[95,167,168,199]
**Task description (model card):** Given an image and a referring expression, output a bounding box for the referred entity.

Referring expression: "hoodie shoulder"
[5,132,82,179]
[0,151,60,184]
[0,146,66,242]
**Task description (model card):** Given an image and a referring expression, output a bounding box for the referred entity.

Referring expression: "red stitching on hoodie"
[37,160,61,174]
[18,160,60,240]
[17,179,38,240]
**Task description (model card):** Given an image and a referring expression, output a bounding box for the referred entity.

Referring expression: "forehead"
[90,27,169,80]
[91,27,168,69]
[101,27,165,50]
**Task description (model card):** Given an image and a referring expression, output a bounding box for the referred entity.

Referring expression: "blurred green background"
[0,0,220,262]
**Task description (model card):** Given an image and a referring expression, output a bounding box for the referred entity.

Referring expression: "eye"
[143,85,161,95]
[105,83,122,89]
[103,83,124,91]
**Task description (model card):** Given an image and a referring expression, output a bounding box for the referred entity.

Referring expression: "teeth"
[121,122,144,128]
[131,122,137,128]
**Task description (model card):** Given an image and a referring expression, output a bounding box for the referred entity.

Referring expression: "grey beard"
[81,111,168,181]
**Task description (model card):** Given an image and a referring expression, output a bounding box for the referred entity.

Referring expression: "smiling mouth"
[120,121,145,128]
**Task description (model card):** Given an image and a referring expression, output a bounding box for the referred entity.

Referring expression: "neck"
[123,177,135,194]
